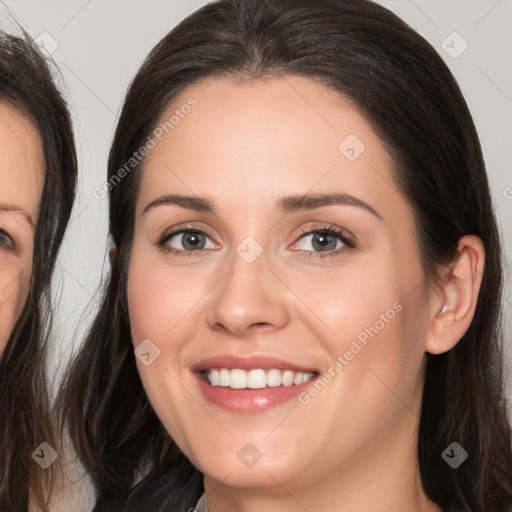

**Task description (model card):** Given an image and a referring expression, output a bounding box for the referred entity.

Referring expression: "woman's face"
[0,103,43,355]
[128,76,436,494]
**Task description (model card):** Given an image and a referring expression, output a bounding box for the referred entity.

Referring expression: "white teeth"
[229,369,247,389]
[266,369,282,387]
[247,369,267,389]
[205,368,315,389]
[282,370,294,387]
[210,369,219,386]
[219,368,230,387]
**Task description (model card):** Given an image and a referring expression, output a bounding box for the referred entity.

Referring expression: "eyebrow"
[0,204,35,229]
[142,192,382,220]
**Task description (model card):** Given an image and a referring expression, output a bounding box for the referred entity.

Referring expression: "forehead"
[0,101,44,219]
[137,75,404,222]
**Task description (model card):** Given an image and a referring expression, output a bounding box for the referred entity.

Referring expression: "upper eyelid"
[295,224,355,241]
[160,224,217,243]
[0,211,35,237]
[291,227,356,252]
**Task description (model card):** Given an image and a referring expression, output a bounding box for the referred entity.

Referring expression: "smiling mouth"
[201,368,318,389]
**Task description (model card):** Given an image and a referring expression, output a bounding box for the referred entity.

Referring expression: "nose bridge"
[206,246,289,335]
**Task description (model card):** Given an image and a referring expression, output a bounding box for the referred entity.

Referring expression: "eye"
[156,223,356,259]
[292,225,356,258]
[0,228,14,250]
[158,225,218,256]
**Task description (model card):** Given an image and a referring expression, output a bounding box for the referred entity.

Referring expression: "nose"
[206,253,290,337]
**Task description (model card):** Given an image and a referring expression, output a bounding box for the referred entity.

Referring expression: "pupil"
[313,233,335,251]
[183,232,205,250]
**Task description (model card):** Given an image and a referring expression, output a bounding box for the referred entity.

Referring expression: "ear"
[425,234,485,355]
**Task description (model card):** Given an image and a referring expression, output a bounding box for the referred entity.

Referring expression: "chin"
[188,438,307,488]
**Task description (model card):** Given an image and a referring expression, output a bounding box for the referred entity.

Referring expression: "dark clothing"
[93,475,453,512]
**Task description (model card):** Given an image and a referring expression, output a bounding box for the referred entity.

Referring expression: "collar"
[195,492,209,512]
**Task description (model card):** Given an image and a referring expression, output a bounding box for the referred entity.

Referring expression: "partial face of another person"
[0,102,43,355]
[127,76,437,493]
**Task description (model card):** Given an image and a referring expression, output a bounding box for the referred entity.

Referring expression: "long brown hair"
[0,31,77,510]
[59,0,512,510]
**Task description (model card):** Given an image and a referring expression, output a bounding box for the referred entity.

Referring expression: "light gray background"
[1,1,511,508]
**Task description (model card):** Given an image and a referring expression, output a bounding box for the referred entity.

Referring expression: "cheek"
[0,267,30,354]
[127,250,210,450]
[127,246,215,391]
[127,254,207,348]
[295,252,427,398]
[287,257,407,353]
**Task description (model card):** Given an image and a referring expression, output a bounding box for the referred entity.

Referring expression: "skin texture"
[127,76,485,512]
[0,102,43,355]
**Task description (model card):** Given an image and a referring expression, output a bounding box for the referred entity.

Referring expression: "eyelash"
[0,228,14,250]
[157,223,356,260]
[295,224,356,259]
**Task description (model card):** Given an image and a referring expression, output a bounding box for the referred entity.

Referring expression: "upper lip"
[191,354,319,373]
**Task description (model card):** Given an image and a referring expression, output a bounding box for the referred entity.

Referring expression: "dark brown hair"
[59,0,512,510]
[0,31,77,510]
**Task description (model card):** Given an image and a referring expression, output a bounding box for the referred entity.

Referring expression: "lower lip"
[193,371,318,414]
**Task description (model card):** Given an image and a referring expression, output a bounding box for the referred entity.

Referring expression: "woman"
[0,31,77,511]
[60,0,512,510]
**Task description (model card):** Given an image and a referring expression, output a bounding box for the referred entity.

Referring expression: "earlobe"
[425,235,485,355]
